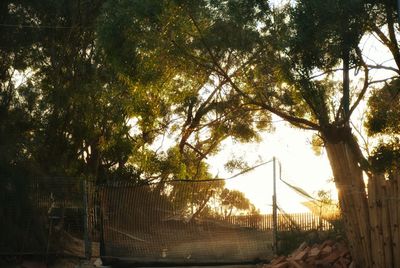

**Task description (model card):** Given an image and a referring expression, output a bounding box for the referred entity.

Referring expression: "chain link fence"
[1,176,341,265]
[0,177,97,258]
[98,180,274,265]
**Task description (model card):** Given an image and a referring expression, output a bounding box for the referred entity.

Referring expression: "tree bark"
[324,138,372,267]
[324,130,400,267]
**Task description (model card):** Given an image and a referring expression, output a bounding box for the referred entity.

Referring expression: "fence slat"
[220,212,339,231]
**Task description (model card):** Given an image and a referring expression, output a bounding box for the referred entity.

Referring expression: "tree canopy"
[2,1,400,266]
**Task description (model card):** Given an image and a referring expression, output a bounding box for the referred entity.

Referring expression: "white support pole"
[272,157,278,254]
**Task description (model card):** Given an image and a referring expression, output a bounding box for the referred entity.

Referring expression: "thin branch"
[368,76,398,85]
[154,132,166,154]
[345,47,370,123]
[371,24,400,70]
[183,141,208,159]
[170,39,216,70]
[385,2,400,69]
[179,80,226,152]
[188,14,320,131]
[334,100,344,122]
[309,66,353,80]
[367,64,400,74]
[197,79,227,116]
[350,120,370,157]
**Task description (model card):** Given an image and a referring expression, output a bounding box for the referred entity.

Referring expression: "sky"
[206,116,336,213]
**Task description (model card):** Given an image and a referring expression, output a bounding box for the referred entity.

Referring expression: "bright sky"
[207,116,336,213]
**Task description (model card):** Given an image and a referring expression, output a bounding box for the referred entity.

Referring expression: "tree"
[0,1,42,178]
[98,0,400,266]
[97,0,273,172]
[220,188,251,217]
[366,78,400,174]
[2,0,169,183]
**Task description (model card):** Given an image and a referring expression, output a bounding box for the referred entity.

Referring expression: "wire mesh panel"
[99,180,273,264]
[0,177,89,256]
[0,178,46,254]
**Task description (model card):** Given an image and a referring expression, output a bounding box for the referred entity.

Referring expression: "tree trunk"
[324,132,400,267]
[367,172,400,268]
[325,139,372,267]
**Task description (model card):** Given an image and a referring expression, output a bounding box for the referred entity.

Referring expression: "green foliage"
[224,157,250,173]
[220,188,251,216]
[366,79,400,135]
[97,0,274,161]
[366,79,400,173]
[369,140,400,173]
[290,0,366,69]
[311,134,324,156]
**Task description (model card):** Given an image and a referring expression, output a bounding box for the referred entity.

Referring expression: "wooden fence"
[225,213,341,231]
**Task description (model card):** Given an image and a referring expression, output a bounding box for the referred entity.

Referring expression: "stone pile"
[263,240,354,268]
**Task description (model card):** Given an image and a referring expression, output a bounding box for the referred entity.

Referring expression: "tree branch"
[188,14,320,131]
[371,24,400,71]
[367,64,400,74]
[346,47,370,122]
[368,76,398,85]
[385,2,400,69]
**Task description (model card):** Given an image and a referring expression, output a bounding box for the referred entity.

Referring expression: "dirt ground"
[1,257,263,268]
[0,256,97,268]
[103,222,273,263]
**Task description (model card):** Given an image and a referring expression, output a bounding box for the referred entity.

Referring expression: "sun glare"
[207,117,337,214]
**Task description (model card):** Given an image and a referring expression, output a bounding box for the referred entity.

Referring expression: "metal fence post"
[83,179,91,260]
[272,157,278,255]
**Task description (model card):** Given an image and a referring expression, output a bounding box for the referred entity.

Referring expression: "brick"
[272,261,289,268]
[319,250,341,265]
[321,245,333,255]
[288,260,303,268]
[292,248,309,261]
[274,240,352,268]
[338,257,351,266]
[271,256,287,265]
[305,256,316,263]
[296,242,308,252]
[332,262,345,268]
[308,247,321,258]
[321,240,335,247]
[290,242,308,258]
